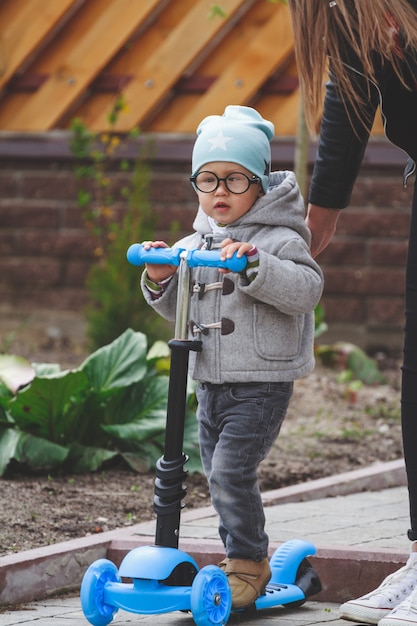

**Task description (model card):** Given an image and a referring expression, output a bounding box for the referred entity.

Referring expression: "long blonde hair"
[287,0,417,133]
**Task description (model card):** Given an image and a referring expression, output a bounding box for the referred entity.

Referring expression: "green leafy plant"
[208,5,228,18]
[70,99,170,350]
[316,341,386,386]
[314,304,387,400]
[0,329,201,476]
[314,302,328,339]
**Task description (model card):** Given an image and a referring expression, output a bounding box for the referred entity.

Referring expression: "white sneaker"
[379,586,417,625]
[339,553,417,624]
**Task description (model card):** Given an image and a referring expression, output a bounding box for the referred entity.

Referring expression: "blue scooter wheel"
[80,559,121,626]
[191,565,232,626]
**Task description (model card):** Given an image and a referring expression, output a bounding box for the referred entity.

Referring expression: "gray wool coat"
[141,170,324,384]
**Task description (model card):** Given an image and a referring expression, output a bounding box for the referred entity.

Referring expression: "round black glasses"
[190,171,261,194]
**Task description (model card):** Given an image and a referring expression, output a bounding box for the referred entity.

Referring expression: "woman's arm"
[307,74,379,255]
[309,77,377,210]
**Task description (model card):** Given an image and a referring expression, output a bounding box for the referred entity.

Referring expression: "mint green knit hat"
[191,105,275,193]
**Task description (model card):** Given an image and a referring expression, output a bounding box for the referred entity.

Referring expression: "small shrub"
[70,99,170,350]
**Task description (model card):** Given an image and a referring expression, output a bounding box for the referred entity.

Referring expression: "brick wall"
[318,169,413,352]
[0,134,413,353]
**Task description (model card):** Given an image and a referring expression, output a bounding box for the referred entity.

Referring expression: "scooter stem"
[154,253,202,548]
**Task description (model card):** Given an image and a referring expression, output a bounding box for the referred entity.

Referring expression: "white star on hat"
[207,130,233,151]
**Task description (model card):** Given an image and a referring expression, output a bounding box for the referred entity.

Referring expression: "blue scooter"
[80,244,322,626]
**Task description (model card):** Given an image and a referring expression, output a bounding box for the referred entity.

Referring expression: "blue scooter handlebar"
[126,243,247,273]
[127,244,182,267]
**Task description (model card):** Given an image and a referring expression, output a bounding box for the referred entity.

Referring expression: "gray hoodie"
[141,170,324,383]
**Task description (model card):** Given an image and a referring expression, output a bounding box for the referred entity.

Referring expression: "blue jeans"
[196,381,293,561]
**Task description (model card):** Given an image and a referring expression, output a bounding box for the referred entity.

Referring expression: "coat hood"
[192,170,310,245]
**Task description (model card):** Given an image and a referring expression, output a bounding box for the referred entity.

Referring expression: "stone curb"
[0,459,407,607]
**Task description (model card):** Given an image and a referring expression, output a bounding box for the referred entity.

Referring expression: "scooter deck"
[254,581,305,610]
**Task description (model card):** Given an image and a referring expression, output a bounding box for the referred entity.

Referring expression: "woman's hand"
[306,204,342,258]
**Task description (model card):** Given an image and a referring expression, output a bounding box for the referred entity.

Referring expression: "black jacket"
[309,2,417,209]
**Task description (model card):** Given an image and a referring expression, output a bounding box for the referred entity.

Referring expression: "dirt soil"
[0,320,404,557]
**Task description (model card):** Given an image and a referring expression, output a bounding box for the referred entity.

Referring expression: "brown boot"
[219,557,271,609]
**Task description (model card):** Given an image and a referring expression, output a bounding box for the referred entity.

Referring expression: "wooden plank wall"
[0,0,385,136]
